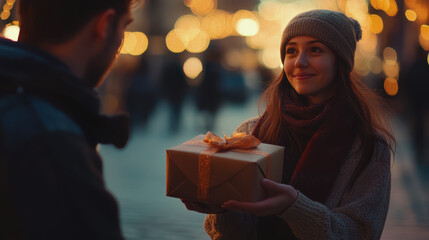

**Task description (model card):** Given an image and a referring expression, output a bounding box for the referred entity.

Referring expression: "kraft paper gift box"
[166,133,284,205]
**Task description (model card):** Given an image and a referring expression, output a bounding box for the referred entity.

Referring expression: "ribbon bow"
[203,131,261,150]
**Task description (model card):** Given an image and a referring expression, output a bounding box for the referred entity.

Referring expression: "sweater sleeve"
[234,117,260,135]
[278,142,391,240]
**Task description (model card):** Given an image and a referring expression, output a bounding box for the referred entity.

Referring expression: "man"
[0,0,134,239]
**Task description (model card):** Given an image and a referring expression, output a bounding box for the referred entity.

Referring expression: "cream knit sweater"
[204,117,391,240]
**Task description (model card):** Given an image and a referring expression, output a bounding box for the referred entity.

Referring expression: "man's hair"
[18,0,132,44]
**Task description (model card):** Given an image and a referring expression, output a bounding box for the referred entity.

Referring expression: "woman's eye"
[311,47,322,53]
[286,48,296,54]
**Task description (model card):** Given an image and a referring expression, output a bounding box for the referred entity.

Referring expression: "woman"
[184,9,395,239]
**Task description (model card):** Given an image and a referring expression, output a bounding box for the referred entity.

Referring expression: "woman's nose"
[294,52,309,68]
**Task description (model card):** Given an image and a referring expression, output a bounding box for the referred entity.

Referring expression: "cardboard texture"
[166,135,285,205]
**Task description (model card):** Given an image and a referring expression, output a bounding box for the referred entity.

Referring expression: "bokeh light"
[121,32,137,54]
[258,0,282,21]
[165,30,186,53]
[3,24,20,41]
[3,3,13,11]
[184,0,217,16]
[354,53,371,77]
[370,0,398,16]
[1,0,15,20]
[369,14,383,34]
[175,14,200,31]
[232,10,258,35]
[383,47,397,62]
[370,56,383,74]
[384,77,398,96]
[419,34,429,50]
[201,10,233,39]
[168,14,211,53]
[246,33,266,49]
[236,18,259,37]
[383,60,400,78]
[0,10,10,20]
[358,31,378,54]
[120,32,149,56]
[385,0,398,17]
[130,32,149,56]
[185,30,210,53]
[183,57,203,80]
[259,48,281,69]
[421,25,429,40]
[405,9,417,21]
[345,0,369,21]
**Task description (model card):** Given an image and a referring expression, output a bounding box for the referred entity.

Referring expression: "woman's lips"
[293,73,316,80]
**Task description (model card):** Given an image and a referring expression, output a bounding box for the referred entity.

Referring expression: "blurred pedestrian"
[195,46,223,131]
[0,0,136,239]
[159,53,189,133]
[184,9,395,239]
[127,56,159,128]
[403,47,429,164]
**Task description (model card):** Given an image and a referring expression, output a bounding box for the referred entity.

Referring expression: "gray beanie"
[280,9,362,72]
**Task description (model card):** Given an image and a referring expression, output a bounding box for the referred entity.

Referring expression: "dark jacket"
[0,38,129,239]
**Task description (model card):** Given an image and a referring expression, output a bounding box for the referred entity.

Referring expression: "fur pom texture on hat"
[280,9,362,72]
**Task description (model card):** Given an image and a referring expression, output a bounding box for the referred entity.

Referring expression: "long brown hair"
[256,60,395,184]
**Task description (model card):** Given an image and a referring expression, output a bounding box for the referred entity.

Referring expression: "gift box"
[166,133,284,205]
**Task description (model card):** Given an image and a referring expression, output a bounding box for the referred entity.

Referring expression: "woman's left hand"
[222,178,298,216]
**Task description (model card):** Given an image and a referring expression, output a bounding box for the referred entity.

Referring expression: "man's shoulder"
[0,94,84,148]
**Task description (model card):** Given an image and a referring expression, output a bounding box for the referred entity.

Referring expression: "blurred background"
[1,0,429,239]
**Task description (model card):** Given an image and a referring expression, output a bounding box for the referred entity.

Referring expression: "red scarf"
[253,96,358,203]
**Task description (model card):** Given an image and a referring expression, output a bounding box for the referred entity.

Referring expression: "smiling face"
[283,36,337,105]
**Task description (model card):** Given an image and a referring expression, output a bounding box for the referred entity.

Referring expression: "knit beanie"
[280,9,362,72]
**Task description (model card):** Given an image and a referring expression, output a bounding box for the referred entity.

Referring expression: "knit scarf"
[252,94,358,239]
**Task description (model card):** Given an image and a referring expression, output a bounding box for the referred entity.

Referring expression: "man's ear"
[93,9,116,40]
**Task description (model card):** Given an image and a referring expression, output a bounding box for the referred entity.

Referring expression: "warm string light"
[119,31,149,56]
[382,47,400,96]
[183,57,203,86]
[168,0,422,73]
[384,77,399,96]
[370,0,398,16]
[420,25,429,50]
[369,14,384,34]
[1,0,16,21]
[2,23,19,41]
[405,9,417,22]
[184,0,217,16]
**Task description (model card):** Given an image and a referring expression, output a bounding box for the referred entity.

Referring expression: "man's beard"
[83,25,122,88]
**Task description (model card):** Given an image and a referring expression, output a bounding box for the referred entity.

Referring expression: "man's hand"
[221,178,298,216]
[181,199,226,214]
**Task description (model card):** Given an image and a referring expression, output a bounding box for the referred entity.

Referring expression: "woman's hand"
[181,199,226,214]
[221,178,298,216]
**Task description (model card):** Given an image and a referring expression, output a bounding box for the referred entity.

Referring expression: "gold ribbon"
[195,131,270,201]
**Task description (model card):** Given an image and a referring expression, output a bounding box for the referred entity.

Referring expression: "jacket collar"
[0,38,129,148]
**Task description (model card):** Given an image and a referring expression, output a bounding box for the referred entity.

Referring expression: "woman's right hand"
[181,199,226,214]
[222,178,297,216]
